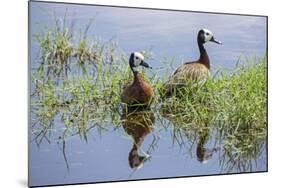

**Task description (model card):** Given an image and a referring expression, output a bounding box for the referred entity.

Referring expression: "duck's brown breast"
[121,74,154,106]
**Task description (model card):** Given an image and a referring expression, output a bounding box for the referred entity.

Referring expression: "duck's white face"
[129,52,152,72]
[202,29,214,42]
[133,52,145,67]
[201,28,222,44]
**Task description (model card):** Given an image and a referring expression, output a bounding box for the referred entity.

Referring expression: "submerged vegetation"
[31,15,267,173]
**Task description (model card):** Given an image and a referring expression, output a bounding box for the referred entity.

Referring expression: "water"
[29,1,267,187]
[30,110,267,186]
[30,1,267,74]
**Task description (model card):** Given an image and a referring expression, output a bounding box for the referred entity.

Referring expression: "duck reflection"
[196,128,219,163]
[121,109,155,169]
[160,105,219,164]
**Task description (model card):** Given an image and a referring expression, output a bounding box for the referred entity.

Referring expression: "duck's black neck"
[130,65,140,78]
[197,41,210,70]
[198,41,206,57]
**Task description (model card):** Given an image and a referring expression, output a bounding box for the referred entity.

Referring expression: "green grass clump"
[160,56,267,128]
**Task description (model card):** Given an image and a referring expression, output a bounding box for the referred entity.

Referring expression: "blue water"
[30,1,267,74]
[30,114,267,186]
[29,1,267,187]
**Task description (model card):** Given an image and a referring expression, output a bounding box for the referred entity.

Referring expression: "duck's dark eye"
[136,57,139,59]
[206,32,209,36]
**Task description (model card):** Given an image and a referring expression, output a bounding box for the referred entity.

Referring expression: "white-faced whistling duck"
[121,52,154,107]
[162,29,222,97]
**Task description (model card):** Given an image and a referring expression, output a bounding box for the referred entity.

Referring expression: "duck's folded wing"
[172,63,210,82]
[162,63,210,96]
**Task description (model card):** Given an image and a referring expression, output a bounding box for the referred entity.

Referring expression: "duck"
[121,52,154,107]
[162,29,222,97]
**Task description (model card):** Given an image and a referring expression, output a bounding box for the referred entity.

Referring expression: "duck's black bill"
[140,61,152,69]
[210,37,222,44]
